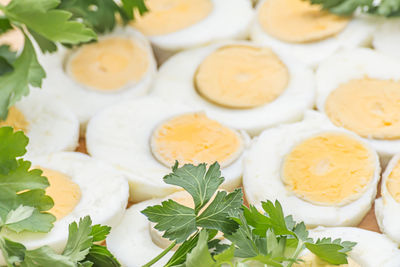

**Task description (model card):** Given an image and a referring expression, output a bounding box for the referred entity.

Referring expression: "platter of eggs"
[2,0,400,265]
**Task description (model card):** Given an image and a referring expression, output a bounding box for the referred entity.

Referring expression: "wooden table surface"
[76,137,381,233]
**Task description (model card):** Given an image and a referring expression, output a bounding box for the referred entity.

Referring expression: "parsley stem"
[142,241,177,267]
[286,240,305,267]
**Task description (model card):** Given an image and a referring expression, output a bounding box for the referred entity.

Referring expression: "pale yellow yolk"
[282,133,375,206]
[67,37,149,91]
[325,78,400,140]
[387,161,400,202]
[151,113,243,168]
[131,0,213,36]
[195,45,289,109]
[258,0,349,43]
[40,168,81,220]
[0,107,29,133]
[294,253,360,267]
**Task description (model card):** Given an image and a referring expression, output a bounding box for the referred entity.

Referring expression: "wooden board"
[76,137,381,233]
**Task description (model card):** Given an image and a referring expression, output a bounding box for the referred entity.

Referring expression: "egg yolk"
[0,107,29,133]
[293,253,360,267]
[67,37,149,91]
[40,168,81,220]
[131,0,212,36]
[195,45,289,109]
[325,78,400,140]
[386,160,400,202]
[282,133,375,206]
[151,113,243,168]
[258,0,349,43]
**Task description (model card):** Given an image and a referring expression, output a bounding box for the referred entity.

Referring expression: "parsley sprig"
[307,0,400,17]
[142,163,356,267]
[0,126,120,266]
[0,0,147,120]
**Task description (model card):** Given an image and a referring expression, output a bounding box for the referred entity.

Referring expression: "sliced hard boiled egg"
[373,18,400,60]
[315,48,400,165]
[375,153,400,244]
[304,227,400,267]
[151,42,315,136]
[243,111,380,227]
[130,0,253,59]
[0,90,79,158]
[38,27,156,131]
[251,0,377,67]
[86,96,250,202]
[0,152,129,266]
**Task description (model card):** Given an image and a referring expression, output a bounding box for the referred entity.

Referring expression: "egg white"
[12,90,79,158]
[0,152,129,266]
[308,227,400,267]
[373,18,400,60]
[107,198,173,267]
[137,0,254,53]
[375,153,400,244]
[150,41,315,136]
[243,111,380,227]
[251,0,378,68]
[86,96,250,202]
[315,48,400,165]
[38,27,157,131]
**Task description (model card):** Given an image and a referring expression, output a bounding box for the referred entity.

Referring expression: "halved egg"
[38,27,156,132]
[107,190,219,266]
[86,96,250,202]
[375,153,400,244]
[243,111,380,227]
[0,152,129,266]
[0,90,79,158]
[151,42,315,136]
[373,18,400,60]
[315,48,400,165]
[130,0,253,61]
[251,0,377,67]
[300,227,400,267]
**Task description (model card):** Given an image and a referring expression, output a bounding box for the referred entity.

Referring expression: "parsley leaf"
[121,0,148,19]
[185,231,215,267]
[0,236,26,266]
[305,238,357,264]
[0,45,16,76]
[0,36,45,120]
[0,17,12,34]
[83,244,120,267]
[308,0,400,16]
[4,0,96,44]
[90,224,111,242]
[62,216,94,262]
[0,127,27,174]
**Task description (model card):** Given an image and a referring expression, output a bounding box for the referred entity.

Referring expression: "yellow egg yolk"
[195,45,289,109]
[325,78,400,140]
[386,160,400,202]
[40,168,81,220]
[282,133,375,206]
[293,253,360,267]
[67,37,149,91]
[151,113,243,168]
[131,0,212,36]
[0,107,29,133]
[258,0,349,43]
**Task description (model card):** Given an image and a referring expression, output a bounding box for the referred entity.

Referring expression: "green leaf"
[5,209,55,233]
[62,216,93,262]
[21,246,75,267]
[213,244,235,265]
[0,35,45,120]
[90,224,111,242]
[305,238,357,265]
[376,0,400,16]
[142,199,197,243]
[0,17,12,34]
[185,231,215,267]
[121,0,148,19]
[261,201,294,236]
[164,162,224,214]
[83,245,120,267]
[196,189,242,234]
[166,232,200,267]
[4,0,96,44]
[0,237,26,266]
[0,127,28,174]
[0,44,16,75]
[28,28,57,53]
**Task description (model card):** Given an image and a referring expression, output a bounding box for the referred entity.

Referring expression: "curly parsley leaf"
[0,36,45,120]
[164,162,224,214]
[4,0,96,44]
[308,0,400,16]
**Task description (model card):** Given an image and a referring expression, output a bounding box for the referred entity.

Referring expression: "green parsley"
[307,0,400,17]
[142,162,356,267]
